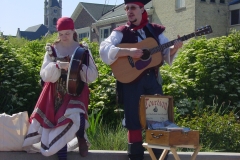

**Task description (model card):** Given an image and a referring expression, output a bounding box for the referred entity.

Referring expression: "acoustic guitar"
[110,25,213,83]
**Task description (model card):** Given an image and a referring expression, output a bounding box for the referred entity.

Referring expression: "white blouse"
[40,44,98,84]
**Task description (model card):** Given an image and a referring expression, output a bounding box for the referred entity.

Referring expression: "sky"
[0,0,124,36]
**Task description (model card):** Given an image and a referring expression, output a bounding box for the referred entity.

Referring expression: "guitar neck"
[151,32,196,53]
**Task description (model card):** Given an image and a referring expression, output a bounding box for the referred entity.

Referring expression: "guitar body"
[110,37,162,83]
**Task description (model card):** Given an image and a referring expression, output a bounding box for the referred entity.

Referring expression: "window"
[231,9,240,25]
[45,18,48,25]
[79,32,89,40]
[220,0,225,3]
[176,0,185,9]
[100,27,111,42]
[210,0,215,2]
[53,18,57,25]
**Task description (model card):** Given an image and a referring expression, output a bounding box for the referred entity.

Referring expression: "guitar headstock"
[195,25,213,36]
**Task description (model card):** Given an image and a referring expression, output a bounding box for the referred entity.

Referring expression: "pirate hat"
[124,0,151,5]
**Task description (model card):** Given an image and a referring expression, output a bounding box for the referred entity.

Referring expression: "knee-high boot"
[128,142,144,160]
[57,144,67,160]
[76,113,88,157]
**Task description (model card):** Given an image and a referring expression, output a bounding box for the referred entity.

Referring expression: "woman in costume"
[23,17,98,160]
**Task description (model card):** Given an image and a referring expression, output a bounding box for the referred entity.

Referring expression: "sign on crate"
[145,97,169,122]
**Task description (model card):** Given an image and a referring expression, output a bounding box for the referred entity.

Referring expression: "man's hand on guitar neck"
[116,48,143,59]
[170,35,183,56]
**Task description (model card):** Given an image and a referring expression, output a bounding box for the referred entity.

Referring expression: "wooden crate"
[139,95,199,146]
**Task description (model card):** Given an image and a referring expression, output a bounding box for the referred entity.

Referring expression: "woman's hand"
[57,61,69,71]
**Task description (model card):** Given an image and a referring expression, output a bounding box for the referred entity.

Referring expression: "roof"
[98,3,126,21]
[25,24,44,32]
[51,0,61,8]
[72,2,116,21]
[19,24,49,40]
[229,0,240,5]
[99,2,152,20]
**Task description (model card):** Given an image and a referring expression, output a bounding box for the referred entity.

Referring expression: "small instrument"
[66,46,88,96]
[110,25,213,83]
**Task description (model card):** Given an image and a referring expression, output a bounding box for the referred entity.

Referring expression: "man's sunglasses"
[124,6,141,11]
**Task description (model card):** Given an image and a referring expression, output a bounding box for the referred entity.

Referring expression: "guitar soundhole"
[141,49,151,61]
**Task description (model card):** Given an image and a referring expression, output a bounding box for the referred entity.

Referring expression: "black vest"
[114,23,165,43]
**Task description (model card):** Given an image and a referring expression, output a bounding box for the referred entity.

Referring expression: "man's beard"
[130,19,137,24]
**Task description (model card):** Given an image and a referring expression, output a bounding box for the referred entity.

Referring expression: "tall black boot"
[76,113,88,157]
[152,148,169,160]
[57,144,67,160]
[128,142,144,160]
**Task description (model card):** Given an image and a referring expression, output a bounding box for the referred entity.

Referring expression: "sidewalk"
[0,149,240,160]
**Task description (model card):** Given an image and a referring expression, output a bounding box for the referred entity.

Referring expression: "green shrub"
[176,101,240,152]
[0,39,40,114]
[162,30,240,116]
[0,35,57,114]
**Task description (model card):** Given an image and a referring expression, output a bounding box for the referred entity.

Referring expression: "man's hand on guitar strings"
[174,35,183,50]
[170,35,183,56]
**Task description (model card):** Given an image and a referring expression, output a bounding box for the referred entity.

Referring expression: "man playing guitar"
[99,0,182,160]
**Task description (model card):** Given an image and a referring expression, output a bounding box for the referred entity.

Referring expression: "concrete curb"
[1,150,240,160]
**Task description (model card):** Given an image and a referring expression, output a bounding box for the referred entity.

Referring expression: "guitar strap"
[145,23,160,45]
[135,30,144,40]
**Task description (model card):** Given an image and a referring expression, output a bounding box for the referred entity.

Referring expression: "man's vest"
[114,23,165,44]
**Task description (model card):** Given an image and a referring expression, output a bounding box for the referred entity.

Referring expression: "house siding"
[195,0,229,37]
[75,9,95,28]
[152,0,230,40]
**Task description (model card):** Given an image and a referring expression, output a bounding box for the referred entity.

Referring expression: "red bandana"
[56,17,74,31]
[131,2,144,7]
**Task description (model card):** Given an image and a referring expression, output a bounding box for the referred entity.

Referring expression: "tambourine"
[66,46,88,96]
